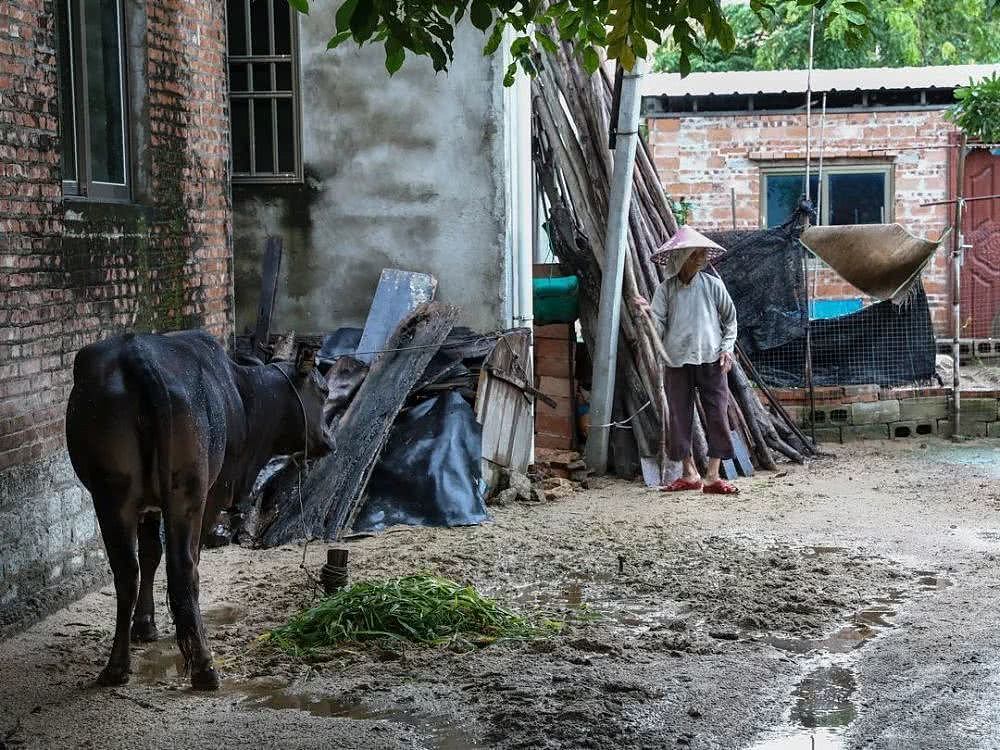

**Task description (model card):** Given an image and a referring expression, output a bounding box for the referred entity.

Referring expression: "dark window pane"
[828,172,887,225]
[227,0,247,56]
[274,62,292,91]
[253,99,274,173]
[250,0,270,55]
[252,62,272,91]
[276,98,294,173]
[85,0,126,185]
[58,0,77,182]
[230,63,249,92]
[765,173,818,228]
[273,0,291,55]
[231,99,251,173]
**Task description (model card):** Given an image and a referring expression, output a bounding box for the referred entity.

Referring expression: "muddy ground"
[2,437,1000,749]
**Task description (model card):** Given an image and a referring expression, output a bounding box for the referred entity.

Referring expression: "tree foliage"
[946,73,1000,143]
[287,0,871,83]
[653,0,1000,72]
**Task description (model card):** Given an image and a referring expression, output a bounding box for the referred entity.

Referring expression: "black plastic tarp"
[707,217,936,388]
[353,390,489,532]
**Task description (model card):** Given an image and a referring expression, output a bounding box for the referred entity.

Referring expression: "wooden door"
[961,147,1000,338]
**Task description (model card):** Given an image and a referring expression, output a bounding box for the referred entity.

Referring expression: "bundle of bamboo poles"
[532,46,816,476]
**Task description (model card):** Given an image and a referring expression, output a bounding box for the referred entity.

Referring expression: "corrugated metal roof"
[641,64,1000,98]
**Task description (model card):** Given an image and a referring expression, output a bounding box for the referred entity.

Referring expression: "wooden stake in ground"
[261,302,458,545]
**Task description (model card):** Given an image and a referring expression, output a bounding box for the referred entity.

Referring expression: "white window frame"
[759,162,895,228]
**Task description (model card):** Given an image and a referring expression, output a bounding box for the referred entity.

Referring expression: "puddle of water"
[135,605,244,683]
[749,727,847,749]
[923,443,1000,478]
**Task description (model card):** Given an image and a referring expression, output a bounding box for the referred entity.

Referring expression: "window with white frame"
[58,0,130,201]
[760,164,893,228]
[227,0,302,182]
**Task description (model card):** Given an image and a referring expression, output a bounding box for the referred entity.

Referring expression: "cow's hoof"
[130,619,159,643]
[96,666,130,687]
[191,667,220,691]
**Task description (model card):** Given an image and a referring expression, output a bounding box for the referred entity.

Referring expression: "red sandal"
[660,478,703,492]
[702,480,740,495]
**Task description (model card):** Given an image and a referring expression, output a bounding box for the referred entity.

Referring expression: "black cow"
[66,330,329,690]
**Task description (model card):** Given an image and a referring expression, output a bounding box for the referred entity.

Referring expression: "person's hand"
[719,350,735,374]
[633,296,651,315]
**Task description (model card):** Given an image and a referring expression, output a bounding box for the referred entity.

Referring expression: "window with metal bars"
[228,0,301,182]
[58,0,131,201]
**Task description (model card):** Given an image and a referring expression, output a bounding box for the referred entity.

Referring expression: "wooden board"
[730,429,755,477]
[356,269,437,364]
[252,236,283,358]
[261,303,457,545]
[475,330,534,491]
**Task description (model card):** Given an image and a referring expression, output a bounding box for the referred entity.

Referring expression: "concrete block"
[889,420,936,438]
[960,398,1000,423]
[988,422,1000,438]
[850,400,900,425]
[62,486,84,516]
[938,419,954,436]
[812,426,843,444]
[71,512,97,545]
[898,396,948,423]
[841,424,890,441]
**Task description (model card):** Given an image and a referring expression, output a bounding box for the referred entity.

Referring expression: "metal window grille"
[228,0,302,183]
[760,163,894,229]
[58,0,131,202]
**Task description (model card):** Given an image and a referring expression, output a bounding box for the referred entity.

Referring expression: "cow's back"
[66,331,244,506]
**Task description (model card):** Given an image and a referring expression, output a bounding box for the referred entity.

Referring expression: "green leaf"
[503,60,517,86]
[619,42,636,69]
[385,38,405,73]
[582,45,600,72]
[535,30,559,53]
[335,0,358,32]
[470,0,493,30]
[548,0,569,17]
[483,21,505,54]
[327,29,353,48]
[287,0,309,13]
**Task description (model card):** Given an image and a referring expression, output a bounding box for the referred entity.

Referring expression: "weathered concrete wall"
[233,13,508,335]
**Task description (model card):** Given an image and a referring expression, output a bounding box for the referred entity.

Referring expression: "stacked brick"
[647,109,958,334]
[0,0,231,635]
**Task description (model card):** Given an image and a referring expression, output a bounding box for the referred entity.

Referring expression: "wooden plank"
[475,330,533,492]
[534,323,573,341]
[252,236,283,358]
[534,337,570,359]
[261,303,458,545]
[536,356,573,378]
[356,269,437,364]
[730,430,755,477]
[537,432,574,450]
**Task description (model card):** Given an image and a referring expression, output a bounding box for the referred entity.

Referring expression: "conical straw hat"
[651,225,726,264]
[799,224,950,302]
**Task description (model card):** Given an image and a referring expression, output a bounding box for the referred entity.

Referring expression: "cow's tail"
[120,338,173,515]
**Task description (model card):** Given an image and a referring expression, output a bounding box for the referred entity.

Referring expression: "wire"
[592,399,651,429]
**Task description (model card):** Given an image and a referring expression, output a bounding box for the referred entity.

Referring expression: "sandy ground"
[2,437,1000,749]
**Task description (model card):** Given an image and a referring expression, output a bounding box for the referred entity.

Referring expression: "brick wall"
[648,109,957,334]
[0,0,231,636]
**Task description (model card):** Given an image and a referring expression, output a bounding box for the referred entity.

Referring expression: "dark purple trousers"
[665,361,734,462]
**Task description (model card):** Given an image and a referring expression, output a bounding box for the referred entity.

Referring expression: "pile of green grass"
[265,574,559,655]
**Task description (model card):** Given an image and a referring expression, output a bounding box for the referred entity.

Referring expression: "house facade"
[643,65,1000,335]
[0,0,232,634]
[229,0,534,336]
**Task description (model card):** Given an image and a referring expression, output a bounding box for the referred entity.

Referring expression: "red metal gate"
[961,147,1000,338]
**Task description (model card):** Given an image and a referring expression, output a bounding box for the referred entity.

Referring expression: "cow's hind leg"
[93,497,139,686]
[164,501,219,691]
[131,512,162,642]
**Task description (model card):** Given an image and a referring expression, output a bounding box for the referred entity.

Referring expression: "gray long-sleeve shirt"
[650,272,738,368]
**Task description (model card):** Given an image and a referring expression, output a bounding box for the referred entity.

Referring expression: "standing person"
[634,226,740,495]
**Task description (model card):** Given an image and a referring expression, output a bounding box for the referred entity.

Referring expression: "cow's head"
[272,345,331,455]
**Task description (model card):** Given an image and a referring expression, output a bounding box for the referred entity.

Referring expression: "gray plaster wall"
[233,11,509,335]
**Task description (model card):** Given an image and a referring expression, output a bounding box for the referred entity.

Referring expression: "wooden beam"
[253,236,283,359]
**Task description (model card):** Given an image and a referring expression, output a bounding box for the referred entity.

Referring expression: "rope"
[592,399,651,429]
[268,362,322,596]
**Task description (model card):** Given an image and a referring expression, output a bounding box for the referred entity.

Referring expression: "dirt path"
[2,438,999,749]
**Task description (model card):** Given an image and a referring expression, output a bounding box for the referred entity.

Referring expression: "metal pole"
[952,135,968,440]
[731,187,737,230]
[802,8,817,444]
[586,60,645,474]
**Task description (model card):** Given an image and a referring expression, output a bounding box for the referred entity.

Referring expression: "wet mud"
[2,438,999,749]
